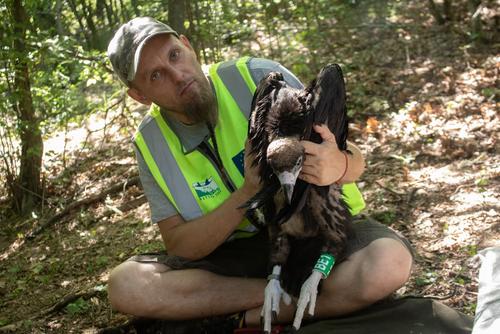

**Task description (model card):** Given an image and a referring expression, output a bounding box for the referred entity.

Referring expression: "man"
[106,17,413,332]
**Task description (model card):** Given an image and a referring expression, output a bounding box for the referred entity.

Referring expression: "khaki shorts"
[128,216,414,278]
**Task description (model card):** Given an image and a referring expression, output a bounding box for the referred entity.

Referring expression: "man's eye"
[170,49,180,60]
[151,71,160,82]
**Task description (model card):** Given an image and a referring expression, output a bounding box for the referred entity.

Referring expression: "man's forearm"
[160,187,254,260]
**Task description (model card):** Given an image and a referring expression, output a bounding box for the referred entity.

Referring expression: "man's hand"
[299,124,348,186]
[299,124,365,186]
[241,140,262,198]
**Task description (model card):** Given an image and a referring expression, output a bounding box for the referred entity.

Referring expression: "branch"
[89,194,147,224]
[0,287,106,332]
[26,176,140,239]
[42,287,106,316]
[375,180,406,196]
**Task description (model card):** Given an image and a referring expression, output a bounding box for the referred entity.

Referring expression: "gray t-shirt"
[135,58,303,223]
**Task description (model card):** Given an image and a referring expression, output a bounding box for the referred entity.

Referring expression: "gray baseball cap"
[107,17,179,86]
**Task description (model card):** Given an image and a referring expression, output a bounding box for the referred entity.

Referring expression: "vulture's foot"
[293,270,322,331]
[261,267,291,334]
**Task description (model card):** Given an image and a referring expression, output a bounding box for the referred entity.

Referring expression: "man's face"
[129,34,216,125]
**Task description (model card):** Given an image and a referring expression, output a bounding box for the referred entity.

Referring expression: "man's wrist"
[334,151,349,184]
[235,184,258,204]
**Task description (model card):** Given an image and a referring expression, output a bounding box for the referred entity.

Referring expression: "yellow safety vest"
[134,57,365,241]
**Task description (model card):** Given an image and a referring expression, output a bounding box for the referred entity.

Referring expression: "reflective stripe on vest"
[134,57,365,242]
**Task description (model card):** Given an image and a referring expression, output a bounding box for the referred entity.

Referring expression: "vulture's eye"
[296,156,303,166]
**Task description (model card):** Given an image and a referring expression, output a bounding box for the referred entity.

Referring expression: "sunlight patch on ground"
[451,190,498,210]
[433,210,496,251]
[0,238,25,261]
[410,164,477,187]
[44,108,130,155]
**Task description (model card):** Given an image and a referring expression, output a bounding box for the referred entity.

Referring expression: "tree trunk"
[443,0,453,21]
[118,0,129,22]
[193,1,208,64]
[168,0,186,35]
[130,0,140,17]
[102,0,115,26]
[67,0,92,49]
[469,0,484,41]
[80,0,101,49]
[185,2,201,61]
[9,0,43,214]
[428,0,446,24]
[55,0,65,36]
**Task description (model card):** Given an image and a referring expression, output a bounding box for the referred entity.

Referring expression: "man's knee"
[357,238,413,302]
[107,260,169,316]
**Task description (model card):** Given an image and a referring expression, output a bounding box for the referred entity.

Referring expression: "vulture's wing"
[306,64,349,150]
[276,64,349,225]
[248,71,286,182]
[242,72,285,213]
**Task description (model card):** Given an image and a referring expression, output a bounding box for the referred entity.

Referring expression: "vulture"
[245,64,353,333]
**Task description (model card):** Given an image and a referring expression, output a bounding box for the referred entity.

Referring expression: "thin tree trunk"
[193,1,208,64]
[9,0,43,214]
[55,0,65,36]
[130,0,140,17]
[112,0,120,23]
[102,0,115,26]
[428,0,446,24]
[67,0,92,49]
[118,0,128,22]
[80,0,100,49]
[168,0,186,35]
[186,2,201,61]
[469,0,484,41]
[443,0,453,21]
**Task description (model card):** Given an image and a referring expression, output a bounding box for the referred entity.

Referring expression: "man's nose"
[169,67,185,85]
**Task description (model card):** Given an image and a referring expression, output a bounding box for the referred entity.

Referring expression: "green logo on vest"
[193,177,221,200]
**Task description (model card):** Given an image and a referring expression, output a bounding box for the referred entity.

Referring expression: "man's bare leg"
[108,261,267,319]
[108,238,412,324]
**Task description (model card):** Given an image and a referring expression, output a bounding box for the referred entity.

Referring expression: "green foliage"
[372,210,397,225]
[134,241,165,254]
[475,178,489,187]
[65,297,90,316]
[415,271,437,286]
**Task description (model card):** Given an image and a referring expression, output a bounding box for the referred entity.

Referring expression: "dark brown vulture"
[245,64,353,332]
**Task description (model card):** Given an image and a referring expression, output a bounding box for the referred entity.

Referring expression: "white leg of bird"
[293,270,323,331]
[261,265,291,333]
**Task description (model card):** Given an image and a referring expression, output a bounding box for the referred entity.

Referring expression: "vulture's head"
[267,137,305,204]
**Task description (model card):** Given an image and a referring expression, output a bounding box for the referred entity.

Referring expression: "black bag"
[297,297,473,334]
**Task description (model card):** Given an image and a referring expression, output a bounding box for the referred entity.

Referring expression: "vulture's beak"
[283,183,294,204]
[277,171,299,204]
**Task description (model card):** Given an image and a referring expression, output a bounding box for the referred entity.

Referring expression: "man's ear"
[179,35,194,51]
[127,87,152,105]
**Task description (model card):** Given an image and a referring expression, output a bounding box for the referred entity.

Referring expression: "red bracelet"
[335,151,348,184]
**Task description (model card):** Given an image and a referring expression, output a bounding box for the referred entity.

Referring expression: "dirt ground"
[0,1,498,333]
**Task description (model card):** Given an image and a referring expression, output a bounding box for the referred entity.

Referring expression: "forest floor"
[0,1,498,333]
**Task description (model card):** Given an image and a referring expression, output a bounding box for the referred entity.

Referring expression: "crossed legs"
[108,237,413,326]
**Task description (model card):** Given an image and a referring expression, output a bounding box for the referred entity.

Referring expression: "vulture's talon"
[293,270,323,330]
[262,276,286,333]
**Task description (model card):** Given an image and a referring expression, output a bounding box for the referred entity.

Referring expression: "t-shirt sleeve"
[134,145,179,223]
[248,58,304,89]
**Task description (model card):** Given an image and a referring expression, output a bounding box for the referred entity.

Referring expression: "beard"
[183,77,218,126]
